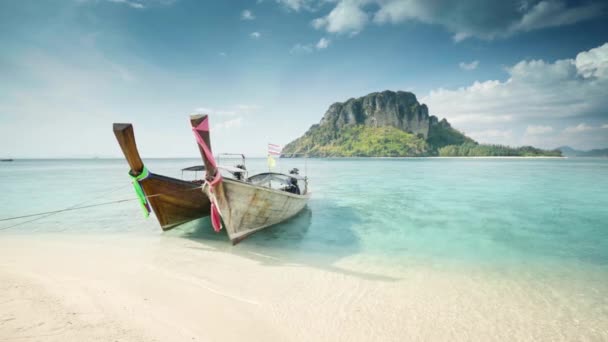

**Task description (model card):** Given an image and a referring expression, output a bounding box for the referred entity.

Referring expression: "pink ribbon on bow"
[192,117,223,232]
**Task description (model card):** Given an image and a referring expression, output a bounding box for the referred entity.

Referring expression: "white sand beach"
[1,233,607,342]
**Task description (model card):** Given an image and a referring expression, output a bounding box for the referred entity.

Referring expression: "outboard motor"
[233,164,247,181]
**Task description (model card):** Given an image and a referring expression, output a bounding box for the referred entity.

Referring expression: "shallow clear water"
[1,158,607,274]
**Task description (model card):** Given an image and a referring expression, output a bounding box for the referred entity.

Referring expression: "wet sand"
[1,233,607,341]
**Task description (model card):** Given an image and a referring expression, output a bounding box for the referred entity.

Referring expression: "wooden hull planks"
[113,123,211,231]
[140,173,211,230]
[114,118,311,244]
[208,178,310,244]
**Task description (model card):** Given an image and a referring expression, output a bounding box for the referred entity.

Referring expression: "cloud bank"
[300,0,604,40]
[422,43,608,149]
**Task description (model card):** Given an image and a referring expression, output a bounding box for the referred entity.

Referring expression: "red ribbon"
[192,117,223,232]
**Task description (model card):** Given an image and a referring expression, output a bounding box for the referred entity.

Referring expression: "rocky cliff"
[319,90,432,138]
[282,90,471,157]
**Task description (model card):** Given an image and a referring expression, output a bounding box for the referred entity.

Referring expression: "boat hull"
[113,122,211,231]
[140,174,211,230]
[208,178,310,244]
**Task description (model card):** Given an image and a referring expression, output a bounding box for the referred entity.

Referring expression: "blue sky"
[1,0,607,157]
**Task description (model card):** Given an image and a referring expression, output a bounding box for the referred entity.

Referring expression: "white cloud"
[424,43,608,124]
[459,60,479,71]
[377,0,604,41]
[217,111,237,116]
[250,32,261,39]
[214,117,243,130]
[525,125,553,135]
[305,0,604,41]
[219,52,227,57]
[575,43,608,79]
[107,0,144,9]
[511,0,604,33]
[79,0,178,9]
[194,105,259,117]
[312,0,368,35]
[602,124,608,129]
[194,107,213,114]
[109,63,135,82]
[194,108,236,116]
[241,9,255,20]
[274,0,320,12]
[316,37,331,49]
[290,43,313,54]
[290,38,331,54]
[422,43,608,147]
[563,123,594,134]
[235,104,260,112]
[467,129,513,144]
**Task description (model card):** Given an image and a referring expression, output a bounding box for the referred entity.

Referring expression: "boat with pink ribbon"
[112,115,310,244]
[190,115,310,244]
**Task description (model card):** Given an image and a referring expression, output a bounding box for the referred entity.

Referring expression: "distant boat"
[113,115,310,244]
[1,159,14,162]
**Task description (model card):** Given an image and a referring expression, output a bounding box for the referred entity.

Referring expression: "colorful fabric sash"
[192,117,223,232]
[129,165,151,218]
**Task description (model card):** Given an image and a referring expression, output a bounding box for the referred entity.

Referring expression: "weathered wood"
[113,123,144,175]
[140,174,211,230]
[205,178,310,244]
[189,114,217,181]
[113,122,211,230]
[188,115,311,244]
[113,118,311,242]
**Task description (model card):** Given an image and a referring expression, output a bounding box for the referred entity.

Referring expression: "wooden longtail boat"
[190,114,311,244]
[113,123,211,229]
[113,116,310,244]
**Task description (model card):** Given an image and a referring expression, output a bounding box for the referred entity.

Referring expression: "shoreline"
[283,155,568,159]
[1,233,607,341]
[15,156,608,160]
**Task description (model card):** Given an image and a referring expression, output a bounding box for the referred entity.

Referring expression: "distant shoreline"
[430,156,567,159]
[14,154,608,160]
[283,156,569,159]
[4,156,597,160]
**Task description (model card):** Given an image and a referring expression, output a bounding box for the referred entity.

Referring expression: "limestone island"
[282,90,562,157]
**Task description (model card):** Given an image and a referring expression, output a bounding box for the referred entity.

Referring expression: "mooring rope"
[0,184,204,231]
[0,199,138,228]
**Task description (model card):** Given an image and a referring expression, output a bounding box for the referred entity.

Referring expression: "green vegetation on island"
[292,125,430,157]
[282,90,562,158]
[438,143,562,157]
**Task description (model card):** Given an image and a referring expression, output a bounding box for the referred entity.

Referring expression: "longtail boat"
[190,114,310,244]
[113,116,310,244]
[113,123,211,229]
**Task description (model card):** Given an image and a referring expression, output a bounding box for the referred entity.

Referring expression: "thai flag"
[268,143,282,156]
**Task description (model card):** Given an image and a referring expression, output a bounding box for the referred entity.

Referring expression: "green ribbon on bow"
[129,166,150,218]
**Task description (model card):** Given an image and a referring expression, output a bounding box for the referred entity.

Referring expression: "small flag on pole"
[267,143,281,170]
[268,143,282,156]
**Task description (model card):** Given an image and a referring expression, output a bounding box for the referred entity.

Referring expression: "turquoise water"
[1,158,607,272]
